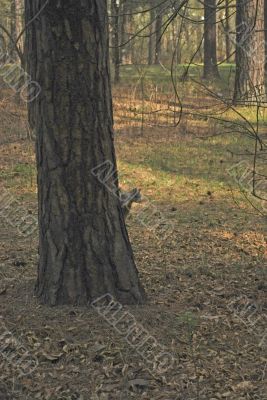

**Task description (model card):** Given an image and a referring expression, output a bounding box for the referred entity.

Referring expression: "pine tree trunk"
[224,0,231,62]
[233,0,265,104]
[154,11,162,64]
[119,0,127,64]
[265,0,267,77]
[111,0,120,84]
[203,0,220,78]
[25,0,145,306]
[9,0,17,60]
[148,9,155,65]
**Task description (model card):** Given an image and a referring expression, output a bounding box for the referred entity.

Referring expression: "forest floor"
[0,66,266,400]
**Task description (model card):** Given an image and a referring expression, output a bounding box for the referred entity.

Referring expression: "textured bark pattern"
[203,0,220,78]
[234,0,265,103]
[25,0,145,305]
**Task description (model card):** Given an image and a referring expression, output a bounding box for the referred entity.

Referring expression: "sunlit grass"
[0,64,266,219]
[113,65,266,135]
[116,132,256,209]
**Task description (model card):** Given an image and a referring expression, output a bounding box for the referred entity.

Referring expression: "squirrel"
[119,188,142,219]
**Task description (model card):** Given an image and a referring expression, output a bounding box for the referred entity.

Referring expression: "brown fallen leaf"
[40,352,63,361]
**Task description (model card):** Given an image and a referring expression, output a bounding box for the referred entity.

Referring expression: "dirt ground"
[0,89,266,400]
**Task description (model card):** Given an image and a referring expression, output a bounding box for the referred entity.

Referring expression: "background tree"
[154,4,163,64]
[265,0,267,77]
[221,0,231,62]
[148,6,156,65]
[0,0,25,66]
[111,0,120,83]
[9,0,17,60]
[203,0,220,78]
[0,0,13,60]
[25,0,145,306]
[233,0,265,103]
[119,0,127,64]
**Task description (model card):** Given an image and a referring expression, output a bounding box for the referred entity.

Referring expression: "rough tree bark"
[233,0,265,103]
[203,0,220,78]
[25,0,146,306]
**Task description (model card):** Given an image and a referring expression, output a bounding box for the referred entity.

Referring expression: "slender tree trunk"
[154,9,162,64]
[148,9,155,65]
[119,0,127,64]
[128,13,134,64]
[224,0,231,62]
[9,0,17,60]
[233,0,265,104]
[265,0,267,77]
[25,0,145,306]
[111,0,120,83]
[203,0,220,78]
[14,0,25,66]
